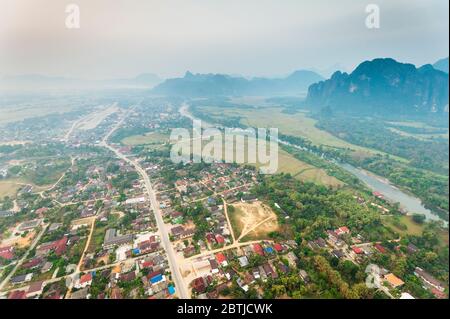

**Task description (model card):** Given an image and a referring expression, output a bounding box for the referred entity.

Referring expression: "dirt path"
[237,215,276,242]
[65,216,96,299]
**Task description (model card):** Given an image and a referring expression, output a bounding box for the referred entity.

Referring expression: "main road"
[100,106,189,299]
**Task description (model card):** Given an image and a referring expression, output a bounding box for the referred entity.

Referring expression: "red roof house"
[374,244,386,254]
[8,290,27,299]
[0,246,14,260]
[215,234,225,245]
[253,243,264,256]
[273,243,283,252]
[215,253,227,266]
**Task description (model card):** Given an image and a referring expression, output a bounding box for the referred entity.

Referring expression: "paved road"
[99,105,189,299]
[102,143,189,298]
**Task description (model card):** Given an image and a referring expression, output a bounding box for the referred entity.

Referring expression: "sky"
[0,0,448,79]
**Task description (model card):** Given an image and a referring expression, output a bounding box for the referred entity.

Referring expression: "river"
[338,163,447,225]
[180,103,448,225]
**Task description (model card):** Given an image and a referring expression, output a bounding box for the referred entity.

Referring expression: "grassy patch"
[0,181,21,199]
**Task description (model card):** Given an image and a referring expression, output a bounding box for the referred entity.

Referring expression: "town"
[0,96,448,300]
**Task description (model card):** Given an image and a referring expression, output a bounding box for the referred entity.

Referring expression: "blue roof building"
[150,274,164,284]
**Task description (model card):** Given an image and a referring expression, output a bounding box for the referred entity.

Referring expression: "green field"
[193,105,403,159]
[171,131,343,187]
[122,132,170,146]
[382,215,449,246]
[0,103,78,125]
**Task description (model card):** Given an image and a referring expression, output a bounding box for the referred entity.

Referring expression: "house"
[236,278,249,292]
[384,273,404,289]
[215,234,225,245]
[27,281,45,298]
[205,233,216,245]
[352,247,364,255]
[70,287,89,299]
[273,243,283,253]
[335,226,350,236]
[10,273,33,285]
[238,256,249,268]
[374,244,387,254]
[191,277,207,294]
[414,267,446,292]
[103,229,134,249]
[209,259,219,274]
[278,263,289,274]
[36,237,68,256]
[75,273,93,289]
[252,268,260,280]
[41,261,53,273]
[253,243,264,256]
[262,263,277,279]
[8,290,27,299]
[299,269,311,283]
[18,219,42,232]
[215,253,228,267]
[331,249,345,259]
[286,252,298,268]
[0,246,14,260]
[170,225,185,238]
[400,292,415,299]
[120,272,136,282]
[22,257,43,269]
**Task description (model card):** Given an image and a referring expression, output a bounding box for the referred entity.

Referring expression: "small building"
[215,253,228,267]
[27,281,45,298]
[103,229,134,249]
[238,256,249,268]
[75,273,93,289]
[11,273,33,285]
[384,273,404,289]
[414,267,446,292]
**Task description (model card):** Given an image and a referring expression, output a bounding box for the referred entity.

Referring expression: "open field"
[229,201,279,241]
[0,181,21,199]
[0,103,78,125]
[0,229,36,248]
[122,132,169,146]
[194,105,408,162]
[388,127,449,141]
[172,132,342,187]
[382,215,449,246]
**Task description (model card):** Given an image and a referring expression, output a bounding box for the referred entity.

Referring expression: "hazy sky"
[0,0,448,79]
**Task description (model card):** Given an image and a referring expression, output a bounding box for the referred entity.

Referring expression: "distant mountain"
[152,70,323,97]
[306,58,449,115]
[0,73,162,90]
[102,73,162,88]
[433,57,449,73]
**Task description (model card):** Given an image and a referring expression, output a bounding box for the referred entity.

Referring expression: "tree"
[412,214,426,224]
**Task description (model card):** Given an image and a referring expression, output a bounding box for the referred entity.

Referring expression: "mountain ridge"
[305,58,449,116]
[151,70,324,97]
